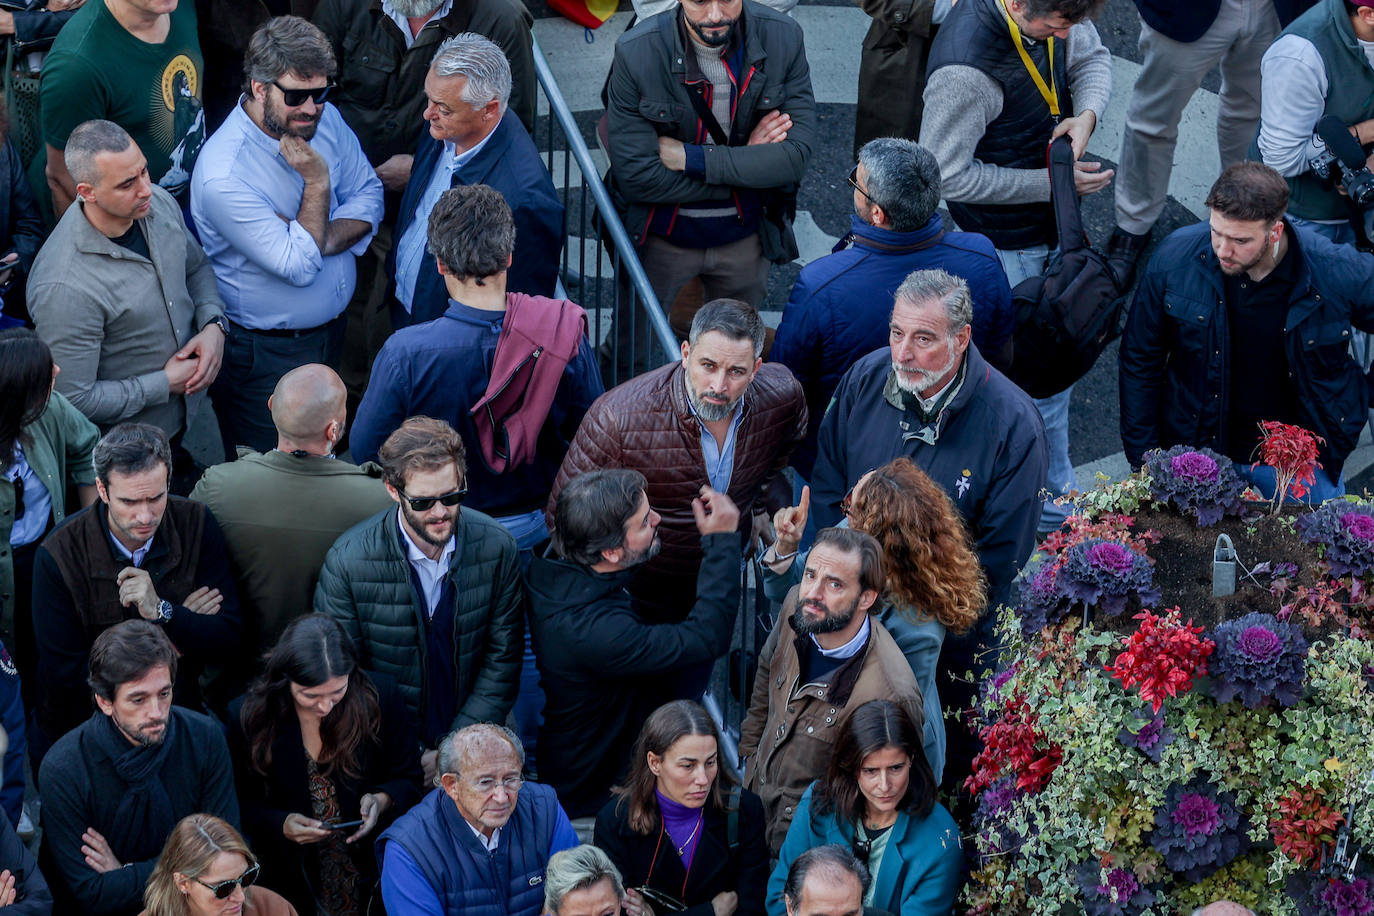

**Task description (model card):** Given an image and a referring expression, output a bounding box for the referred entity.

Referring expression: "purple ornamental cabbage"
[1077,862,1156,916]
[1149,778,1248,882]
[1117,707,1175,762]
[1288,869,1374,916]
[973,777,1023,860]
[1055,538,1162,618]
[1018,562,1068,637]
[1210,612,1308,708]
[1144,445,1250,526]
[1297,501,1374,578]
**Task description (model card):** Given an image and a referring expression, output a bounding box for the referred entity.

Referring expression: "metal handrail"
[530,36,678,373]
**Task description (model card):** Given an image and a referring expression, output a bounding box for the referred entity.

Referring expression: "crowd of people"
[0,0,1370,908]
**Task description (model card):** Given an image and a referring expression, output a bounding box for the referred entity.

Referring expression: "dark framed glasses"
[851,834,873,865]
[272,81,334,107]
[397,487,468,513]
[194,862,259,900]
[847,164,877,207]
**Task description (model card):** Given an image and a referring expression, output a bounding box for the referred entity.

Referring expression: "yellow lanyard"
[998,0,1060,120]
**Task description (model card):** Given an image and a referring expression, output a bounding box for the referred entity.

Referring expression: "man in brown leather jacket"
[549,300,805,638]
[739,527,923,854]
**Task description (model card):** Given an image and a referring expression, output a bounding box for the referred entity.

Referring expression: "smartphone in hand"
[322,818,364,831]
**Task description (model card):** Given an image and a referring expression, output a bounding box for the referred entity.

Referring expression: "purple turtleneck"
[656,788,705,864]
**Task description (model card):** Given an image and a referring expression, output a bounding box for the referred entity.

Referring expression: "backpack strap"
[1045,136,1087,254]
[726,785,742,853]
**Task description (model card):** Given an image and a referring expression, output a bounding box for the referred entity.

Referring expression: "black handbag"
[1005,135,1126,399]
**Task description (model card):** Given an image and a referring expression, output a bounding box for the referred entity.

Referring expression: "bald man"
[191,365,393,659]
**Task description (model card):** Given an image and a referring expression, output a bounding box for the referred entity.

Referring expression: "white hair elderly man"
[544,846,625,916]
[377,723,579,916]
[390,32,563,327]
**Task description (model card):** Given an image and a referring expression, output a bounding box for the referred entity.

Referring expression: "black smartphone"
[323,819,364,830]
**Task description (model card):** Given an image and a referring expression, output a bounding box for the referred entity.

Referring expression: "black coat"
[524,534,740,819]
[226,671,424,915]
[0,806,50,915]
[593,789,769,916]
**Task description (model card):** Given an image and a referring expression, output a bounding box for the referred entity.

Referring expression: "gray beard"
[388,0,442,16]
[688,386,738,423]
[892,344,959,396]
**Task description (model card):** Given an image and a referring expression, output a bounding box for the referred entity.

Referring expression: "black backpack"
[1006,136,1127,399]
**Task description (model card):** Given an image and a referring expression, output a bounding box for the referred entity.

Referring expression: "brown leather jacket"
[740,596,924,855]
[548,361,806,584]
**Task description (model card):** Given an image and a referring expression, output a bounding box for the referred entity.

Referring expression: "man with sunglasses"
[316,416,522,787]
[38,620,239,916]
[191,15,384,463]
[379,723,578,916]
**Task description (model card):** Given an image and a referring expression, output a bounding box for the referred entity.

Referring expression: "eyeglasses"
[851,835,873,865]
[9,475,21,521]
[839,484,856,518]
[396,487,467,512]
[193,863,259,900]
[465,774,524,794]
[272,81,334,107]
[847,165,878,208]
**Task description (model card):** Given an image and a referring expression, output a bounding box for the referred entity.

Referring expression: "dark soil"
[1086,506,1337,641]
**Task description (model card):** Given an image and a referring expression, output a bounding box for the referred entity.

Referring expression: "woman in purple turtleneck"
[594,701,768,916]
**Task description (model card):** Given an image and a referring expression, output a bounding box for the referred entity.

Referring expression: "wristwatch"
[203,316,230,338]
[156,599,174,623]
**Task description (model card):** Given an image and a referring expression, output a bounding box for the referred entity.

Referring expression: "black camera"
[1310,115,1374,209]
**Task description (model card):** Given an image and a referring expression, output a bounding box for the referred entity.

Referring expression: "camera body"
[1311,147,1374,208]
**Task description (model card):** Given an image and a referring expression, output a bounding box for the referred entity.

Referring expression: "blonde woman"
[141,815,295,916]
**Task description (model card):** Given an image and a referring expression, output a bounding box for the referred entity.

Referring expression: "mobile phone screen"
[326,819,364,830]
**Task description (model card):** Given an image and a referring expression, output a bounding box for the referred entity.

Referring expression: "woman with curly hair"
[763,458,986,781]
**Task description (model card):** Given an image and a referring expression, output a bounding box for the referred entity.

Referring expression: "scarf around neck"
[88,708,178,862]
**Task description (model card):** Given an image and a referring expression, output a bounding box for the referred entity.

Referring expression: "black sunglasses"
[9,476,21,521]
[194,862,259,900]
[272,80,334,107]
[851,834,873,865]
[397,487,468,513]
[848,164,878,208]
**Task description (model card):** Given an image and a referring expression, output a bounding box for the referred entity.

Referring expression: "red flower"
[1106,608,1215,713]
[1253,420,1323,503]
[965,696,1063,795]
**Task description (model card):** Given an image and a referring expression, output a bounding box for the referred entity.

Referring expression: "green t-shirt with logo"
[40,0,206,201]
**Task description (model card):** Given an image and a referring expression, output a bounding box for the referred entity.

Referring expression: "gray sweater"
[919,20,1112,207]
[27,185,224,436]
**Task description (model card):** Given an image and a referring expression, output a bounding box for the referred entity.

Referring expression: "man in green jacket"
[315,416,522,785]
[190,364,392,659]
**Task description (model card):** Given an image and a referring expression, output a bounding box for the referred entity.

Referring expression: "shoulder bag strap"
[1046,135,1087,254]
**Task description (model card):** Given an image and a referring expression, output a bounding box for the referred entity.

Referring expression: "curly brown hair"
[847,458,986,634]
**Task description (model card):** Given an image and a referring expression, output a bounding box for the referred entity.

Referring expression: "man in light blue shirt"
[192,16,384,462]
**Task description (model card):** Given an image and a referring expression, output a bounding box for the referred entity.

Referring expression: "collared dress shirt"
[190,97,384,330]
[381,0,454,48]
[685,398,744,494]
[398,508,456,618]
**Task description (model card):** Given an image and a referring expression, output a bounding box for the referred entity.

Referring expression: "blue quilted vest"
[377,784,561,916]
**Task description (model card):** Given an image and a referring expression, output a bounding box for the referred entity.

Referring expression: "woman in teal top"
[0,329,98,693]
[765,700,962,916]
[763,458,986,783]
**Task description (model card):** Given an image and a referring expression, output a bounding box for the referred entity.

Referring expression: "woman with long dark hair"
[595,701,768,916]
[0,329,98,712]
[765,458,986,782]
[227,615,422,916]
[765,700,961,916]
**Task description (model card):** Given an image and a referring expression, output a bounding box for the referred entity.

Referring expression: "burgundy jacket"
[548,361,806,582]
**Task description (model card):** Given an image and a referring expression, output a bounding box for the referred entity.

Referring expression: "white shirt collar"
[381,0,454,48]
[467,819,500,852]
[915,374,957,413]
[811,614,870,660]
[398,508,456,568]
[108,529,154,568]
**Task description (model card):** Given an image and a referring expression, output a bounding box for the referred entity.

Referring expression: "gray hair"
[544,846,625,916]
[688,299,766,358]
[782,845,870,912]
[243,16,337,90]
[65,120,133,187]
[435,723,524,787]
[430,33,512,115]
[427,185,516,281]
[857,138,941,233]
[93,423,172,488]
[894,268,973,336]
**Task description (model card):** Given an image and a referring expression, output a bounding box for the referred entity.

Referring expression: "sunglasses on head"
[194,862,259,900]
[272,80,334,107]
[397,487,468,513]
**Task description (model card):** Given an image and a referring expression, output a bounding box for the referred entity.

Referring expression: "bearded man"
[191,15,384,461]
[315,416,523,787]
[809,267,1046,793]
[549,299,806,645]
[525,471,741,817]
[739,526,922,854]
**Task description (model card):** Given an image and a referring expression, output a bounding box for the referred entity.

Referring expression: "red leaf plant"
[965,696,1063,795]
[1253,420,1324,511]
[1106,608,1215,713]
[1271,786,1343,866]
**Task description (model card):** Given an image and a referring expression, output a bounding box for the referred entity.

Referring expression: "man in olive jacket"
[315,417,522,785]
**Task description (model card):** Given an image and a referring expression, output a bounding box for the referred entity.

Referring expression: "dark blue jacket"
[811,344,1046,615]
[1136,0,1311,43]
[1119,221,1374,475]
[377,783,579,916]
[770,214,1014,477]
[351,299,604,516]
[392,111,564,326]
[0,641,25,828]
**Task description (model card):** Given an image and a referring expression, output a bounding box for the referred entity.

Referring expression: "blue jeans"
[996,245,1076,532]
[496,510,549,772]
[1233,461,1345,504]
